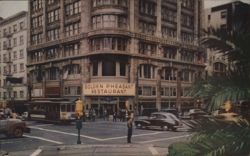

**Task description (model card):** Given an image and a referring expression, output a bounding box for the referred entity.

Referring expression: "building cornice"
[0,11,27,26]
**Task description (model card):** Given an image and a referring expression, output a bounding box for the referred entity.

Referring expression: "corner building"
[27,0,205,115]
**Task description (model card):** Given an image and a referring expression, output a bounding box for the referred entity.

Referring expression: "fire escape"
[2,30,14,103]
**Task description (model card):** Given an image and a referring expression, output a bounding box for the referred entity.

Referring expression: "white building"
[0,11,28,112]
[204,1,250,77]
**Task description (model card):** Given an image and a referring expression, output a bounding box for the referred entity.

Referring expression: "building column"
[116,62,120,77]
[98,62,102,76]
[177,0,181,42]
[129,0,135,32]
[42,0,47,43]
[194,0,199,45]
[59,0,65,39]
[156,67,162,111]
[176,70,182,112]
[156,0,162,37]
[81,0,91,33]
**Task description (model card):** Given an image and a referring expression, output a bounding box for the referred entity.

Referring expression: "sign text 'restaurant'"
[83,82,135,96]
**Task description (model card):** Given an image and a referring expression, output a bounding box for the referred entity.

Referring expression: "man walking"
[127,112,133,143]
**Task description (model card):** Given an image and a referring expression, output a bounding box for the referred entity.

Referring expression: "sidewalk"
[29,144,168,156]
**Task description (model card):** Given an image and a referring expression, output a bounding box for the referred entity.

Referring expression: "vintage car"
[188,109,208,119]
[134,112,182,131]
[160,108,179,118]
[0,118,30,138]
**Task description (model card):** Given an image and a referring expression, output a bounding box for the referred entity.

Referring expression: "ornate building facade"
[27,0,205,115]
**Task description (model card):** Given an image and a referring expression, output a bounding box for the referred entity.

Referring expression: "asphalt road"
[0,119,191,156]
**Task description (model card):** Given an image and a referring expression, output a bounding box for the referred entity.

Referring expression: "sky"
[0,0,250,18]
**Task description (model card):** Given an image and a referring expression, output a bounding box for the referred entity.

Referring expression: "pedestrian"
[127,113,133,143]
[104,109,107,121]
[113,111,117,122]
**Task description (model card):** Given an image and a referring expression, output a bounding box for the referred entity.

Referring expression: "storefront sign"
[83,82,135,96]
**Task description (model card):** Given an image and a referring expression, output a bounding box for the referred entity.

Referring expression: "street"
[0,119,191,156]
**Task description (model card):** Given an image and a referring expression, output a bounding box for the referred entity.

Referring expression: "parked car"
[188,109,207,119]
[160,108,179,118]
[0,118,30,138]
[134,112,182,131]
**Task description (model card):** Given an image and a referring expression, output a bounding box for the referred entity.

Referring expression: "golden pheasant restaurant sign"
[83,82,135,96]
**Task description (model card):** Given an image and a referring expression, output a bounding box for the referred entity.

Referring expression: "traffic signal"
[75,98,84,119]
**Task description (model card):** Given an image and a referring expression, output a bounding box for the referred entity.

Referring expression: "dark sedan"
[134,112,182,131]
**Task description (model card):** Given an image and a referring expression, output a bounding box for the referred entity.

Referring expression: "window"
[13,24,17,32]
[20,36,24,45]
[162,68,177,80]
[46,47,59,59]
[92,14,127,30]
[47,28,59,41]
[102,61,116,76]
[141,86,156,96]
[182,0,194,9]
[20,63,24,72]
[13,64,17,73]
[13,38,17,47]
[20,21,24,30]
[163,47,176,59]
[65,1,81,16]
[47,67,59,80]
[221,11,227,19]
[13,91,17,98]
[162,27,176,38]
[181,14,194,28]
[180,50,194,62]
[181,70,191,82]
[208,15,211,21]
[92,61,98,76]
[92,0,128,7]
[162,7,177,23]
[68,64,81,75]
[65,22,80,37]
[19,49,24,59]
[139,0,156,16]
[31,33,43,45]
[13,51,17,60]
[48,9,59,23]
[64,86,81,95]
[139,20,156,35]
[91,37,127,51]
[64,43,80,57]
[20,91,24,98]
[181,32,194,43]
[120,62,126,76]
[139,42,156,55]
[139,64,155,79]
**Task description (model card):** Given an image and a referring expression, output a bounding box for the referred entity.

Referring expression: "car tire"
[13,127,23,137]
[161,125,168,131]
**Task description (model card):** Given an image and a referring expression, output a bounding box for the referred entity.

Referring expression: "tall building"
[27,0,205,115]
[0,11,28,111]
[204,1,250,77]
